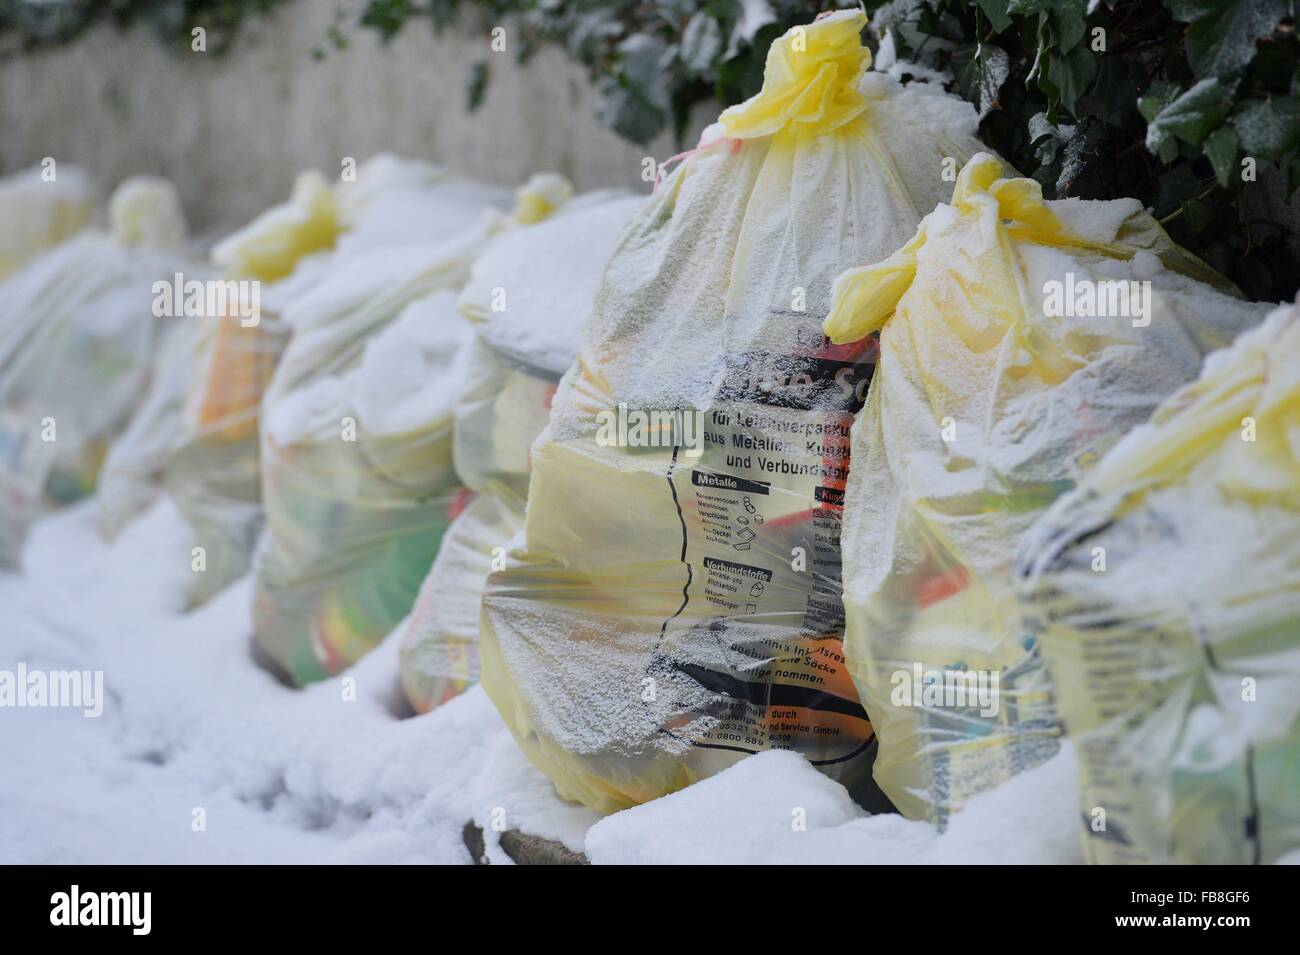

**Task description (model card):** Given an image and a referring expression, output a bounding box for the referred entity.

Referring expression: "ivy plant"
[4,0,1297,300]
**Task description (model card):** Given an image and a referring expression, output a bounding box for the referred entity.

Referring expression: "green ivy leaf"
[599,81,667,144]
[680,12,724,75]
[976,0,1013,33]
[1183,0,1287,80]
[871,0,929,33]
[1138,81,1179,123]
[1046,42,1097,116]
[1234,96,1300,160]
[1203,127,1240,187]
[953,42,1011,117]
[1053,9,1084,55]
[1145,77,1236,152]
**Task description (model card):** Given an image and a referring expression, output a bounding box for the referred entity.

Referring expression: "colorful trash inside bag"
[822,152,1271,824]
[1015,302,1300,864]
[478,10,988,813]
[162,170,341,606]
[398,191,643,712]
[0,163,97,280]
[252,199,516,684]
[0,177,191,567]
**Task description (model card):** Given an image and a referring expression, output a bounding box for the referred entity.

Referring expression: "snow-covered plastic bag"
[0,177,191,567]
[0,163,96,279]
[822,153,1270,823]
[398,192,643,712]
[1015,302,1299,864]
[252,205,512,683]
[334,154,512,259]
[478,10,987,813]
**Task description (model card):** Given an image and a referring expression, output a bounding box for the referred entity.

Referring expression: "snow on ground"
[0,499,1083,864]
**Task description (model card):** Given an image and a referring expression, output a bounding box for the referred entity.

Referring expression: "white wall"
[0,1,707,231]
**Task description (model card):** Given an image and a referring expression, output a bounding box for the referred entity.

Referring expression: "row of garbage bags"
[2,10,1295,864]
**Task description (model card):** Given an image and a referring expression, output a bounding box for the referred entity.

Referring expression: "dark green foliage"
[4,0,1297,299]
[0,0,293,54]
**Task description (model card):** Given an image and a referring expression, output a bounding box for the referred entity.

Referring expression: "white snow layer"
[3,499,1084,864]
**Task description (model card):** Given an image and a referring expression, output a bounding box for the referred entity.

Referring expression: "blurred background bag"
[0,176,191,567]
[0,163,97,280]
[251,172,549,683]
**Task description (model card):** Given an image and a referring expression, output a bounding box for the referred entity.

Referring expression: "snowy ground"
[1,498,1083,864]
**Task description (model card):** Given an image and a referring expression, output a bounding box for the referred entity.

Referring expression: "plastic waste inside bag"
[1015,301,1299,864]
[823,152,1272,824]
[0,163,97,279]
[477,10,989,813]
[398,191,643,713]
[0,176,192,567]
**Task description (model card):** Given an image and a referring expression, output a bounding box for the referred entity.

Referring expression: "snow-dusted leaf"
[1145,77,1236,152]
[953,42,1011,118]
[681,12,725,75]
[1184,0,1287,80]
[1234,96,1300,160]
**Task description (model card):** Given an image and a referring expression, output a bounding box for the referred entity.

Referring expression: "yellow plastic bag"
[1016,302,1300,864]
[398,192,642,712]
[478,10,988,813]
[251,165,559,683]
[0,177,191,567]
[0,163,96,280]
[256,173,568,683]
[399,490,521,712]
[823,153,1270,823]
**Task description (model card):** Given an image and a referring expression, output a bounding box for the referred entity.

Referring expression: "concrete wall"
[0,1,706,233]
